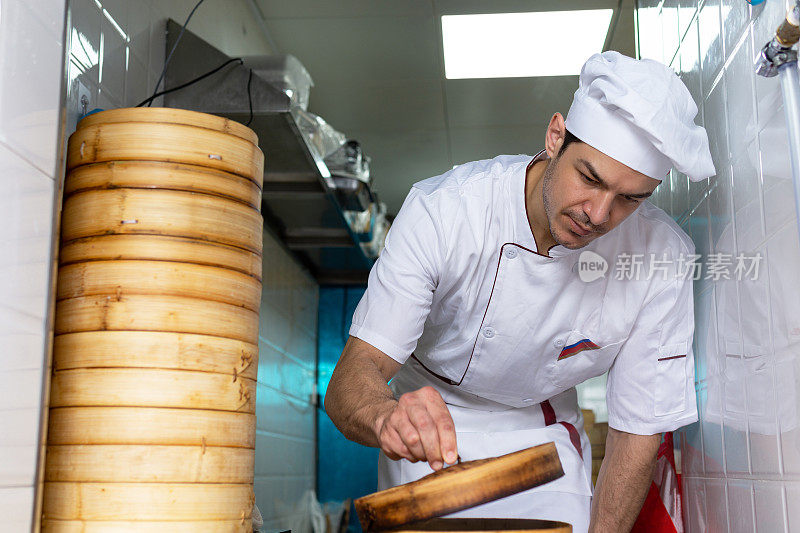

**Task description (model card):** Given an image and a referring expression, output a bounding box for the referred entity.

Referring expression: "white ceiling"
[255,0,637,215]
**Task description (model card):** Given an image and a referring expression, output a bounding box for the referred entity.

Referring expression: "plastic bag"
[292,108,346,161]
[325,140,371,183]
[252,503,264,532]
[290,490,326,533]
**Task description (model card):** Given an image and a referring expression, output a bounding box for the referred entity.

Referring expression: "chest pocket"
[551,329,624,389]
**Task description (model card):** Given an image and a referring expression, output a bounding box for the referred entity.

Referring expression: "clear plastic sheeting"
[244,54,314,110]
[291,108,347,162]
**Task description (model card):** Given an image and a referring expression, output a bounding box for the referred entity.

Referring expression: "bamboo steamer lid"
[355,443,565,532]
[389,519,571,533]
[42,519,253,533]
[47,407,255,447]
[54,294,259,344]
[61,188,262,253]
[60,235,262,281]
[45,445,254,483]
[53,331,257,380]
[42,482,254,521]
[50,368,256,413]
[57,260,261,312]
[65,160,262,208]
[76,107,259,145]
[67,115,263,183]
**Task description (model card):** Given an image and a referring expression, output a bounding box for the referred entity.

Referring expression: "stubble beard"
[541,157,573,249]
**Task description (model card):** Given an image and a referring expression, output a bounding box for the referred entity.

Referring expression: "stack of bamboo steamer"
[43,108,264,532]
[581,409,607,486]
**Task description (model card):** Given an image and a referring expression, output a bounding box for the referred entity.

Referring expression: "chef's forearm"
[589,427,660,533]
[324,336,401,447]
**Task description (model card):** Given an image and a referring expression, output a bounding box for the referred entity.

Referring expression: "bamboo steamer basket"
[42,519,252,533]
[64,160,262,208]
[59,234,262,280]
[53,331,257,379]
[75,107,259,146]
[67,112,263,182]
[54,294,259,344]
[45,445,254,483]
[42,482,254,520]
[46,107,264,528]
[57,260,261,312]
[61,188,263,253]
[355,443,567,532]
[50,368,256,413]
[47,407,255,448]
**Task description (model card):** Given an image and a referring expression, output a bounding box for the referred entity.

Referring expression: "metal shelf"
[163,19,373,284]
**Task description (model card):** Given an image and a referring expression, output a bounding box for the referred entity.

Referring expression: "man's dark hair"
[557,129,583,158]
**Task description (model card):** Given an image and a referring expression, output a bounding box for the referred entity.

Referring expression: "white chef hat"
[565,51,715,182]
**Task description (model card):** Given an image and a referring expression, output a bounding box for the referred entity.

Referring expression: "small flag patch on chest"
[558,339,600,360]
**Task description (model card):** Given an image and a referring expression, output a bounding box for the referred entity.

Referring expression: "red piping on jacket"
[413,154,551,387]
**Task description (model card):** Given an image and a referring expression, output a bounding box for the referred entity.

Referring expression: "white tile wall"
[637,0,800,531]
[0,1,65,531]
[63,1,315,528]
[256,231,319,531]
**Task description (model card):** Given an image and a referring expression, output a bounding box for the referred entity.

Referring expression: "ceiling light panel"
[442,10,613,79]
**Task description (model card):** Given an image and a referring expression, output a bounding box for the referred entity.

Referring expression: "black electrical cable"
[135,57,243,108]
[147,0,207,106]
[245,68,254,126]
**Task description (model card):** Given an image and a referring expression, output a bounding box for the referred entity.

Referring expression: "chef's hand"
[374,386,458,471]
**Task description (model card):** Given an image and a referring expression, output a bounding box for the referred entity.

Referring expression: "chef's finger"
[391,408,427,462]
[380,425,412,461]
[407,402,444,470]
[426,392,458,464]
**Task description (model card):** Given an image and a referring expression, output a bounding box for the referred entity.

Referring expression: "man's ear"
[545,112,567,159]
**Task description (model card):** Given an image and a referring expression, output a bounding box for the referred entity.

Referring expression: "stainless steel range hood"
[162,20,374,284]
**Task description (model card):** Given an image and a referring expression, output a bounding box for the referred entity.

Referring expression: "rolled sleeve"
[606,269,698,435]
[349,187,447,363]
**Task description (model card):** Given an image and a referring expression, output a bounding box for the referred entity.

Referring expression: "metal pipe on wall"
[780,62,800,237]
[756,0,800,244]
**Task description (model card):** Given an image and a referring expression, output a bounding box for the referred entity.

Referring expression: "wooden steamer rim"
[42,519,253,532]
[43,482,254,521]
[67,119,264,183]
[61,188,263,254]
[45,445,255,483]
[55,293,259,344]
[76,107,259,145]
[65,160,262,209]
[57,260,262,313]
[50,368,256,413]
[355,443,565,532]
[53,331,258,380]
[47,407,255,448]
[59,235,262,281]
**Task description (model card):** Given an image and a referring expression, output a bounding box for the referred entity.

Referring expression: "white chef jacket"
[350,152,698,503]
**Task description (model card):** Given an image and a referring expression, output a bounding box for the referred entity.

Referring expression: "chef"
[325,51,715,532]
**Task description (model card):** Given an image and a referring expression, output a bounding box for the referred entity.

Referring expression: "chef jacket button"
[523,398,534,403]
[482,327,495,339]
[505,248,518,259]
[554,339,565,348]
